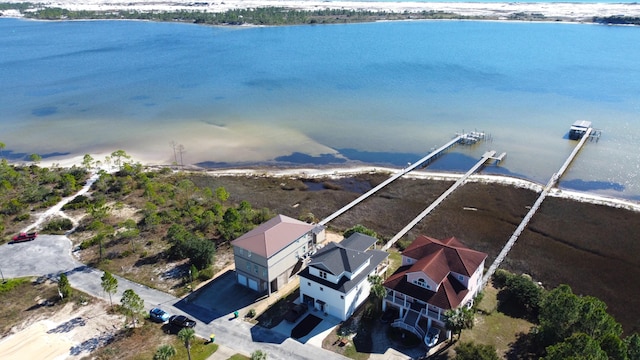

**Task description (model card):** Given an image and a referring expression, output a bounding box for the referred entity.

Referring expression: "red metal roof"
[383,235,486,310]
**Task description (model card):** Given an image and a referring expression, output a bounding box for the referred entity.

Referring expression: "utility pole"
[170,141,178,165]
[178,144,186,167]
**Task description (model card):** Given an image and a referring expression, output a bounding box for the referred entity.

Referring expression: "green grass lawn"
[451,285,534,358]
[228,354,250,360]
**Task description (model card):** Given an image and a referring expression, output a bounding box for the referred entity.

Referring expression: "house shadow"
[268,308,341,345]
[249,323,288,344]
[175,270,263,323]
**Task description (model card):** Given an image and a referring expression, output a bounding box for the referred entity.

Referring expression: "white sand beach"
[2,0,640,20]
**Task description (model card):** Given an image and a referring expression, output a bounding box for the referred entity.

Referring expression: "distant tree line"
[1,3,467,25]
[593,16,640,26]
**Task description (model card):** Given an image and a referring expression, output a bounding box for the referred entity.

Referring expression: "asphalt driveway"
[0,235,79,279]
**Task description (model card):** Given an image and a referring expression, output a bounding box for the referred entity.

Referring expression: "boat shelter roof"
[570,120,592,131]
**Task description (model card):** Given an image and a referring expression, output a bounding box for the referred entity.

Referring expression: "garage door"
[248,278,259,291]
[237,274,247,286]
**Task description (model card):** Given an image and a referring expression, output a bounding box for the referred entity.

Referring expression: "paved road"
[0,235,347,360]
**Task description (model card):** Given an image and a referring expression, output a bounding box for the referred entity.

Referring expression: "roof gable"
[384,266,469,310]
[231,214,315,258]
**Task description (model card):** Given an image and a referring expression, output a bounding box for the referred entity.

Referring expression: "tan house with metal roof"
[382,235,487,341]
[232,214,325,295]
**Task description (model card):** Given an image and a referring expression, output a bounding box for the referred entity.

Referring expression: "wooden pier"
[318,132,483,226]
[481,127,594,288]
[381,150,499,251]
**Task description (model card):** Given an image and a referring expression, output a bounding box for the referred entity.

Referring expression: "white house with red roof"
[232,214,325,295]
[382,235,487,340]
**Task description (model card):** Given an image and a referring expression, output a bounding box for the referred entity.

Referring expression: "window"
[263,269,267,277]
[413,278,430,289]
[254,264,258,274]
[246,262,251,271]
[320,287,323,291]
[340,295,344,299]
[307,282,311,286]
[238,248,244,256]
[319,271,327,279]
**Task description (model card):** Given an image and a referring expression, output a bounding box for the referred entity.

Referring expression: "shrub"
[14,213,30,222]
[492,269,513,288]
[198,267,214,281]
[247,309,257,318]
[43,218,74,232]
[395,238,412,251]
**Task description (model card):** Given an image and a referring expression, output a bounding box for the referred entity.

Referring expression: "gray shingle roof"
[300,249,388,294]
[340,233,377,252]
[308,242,371,275]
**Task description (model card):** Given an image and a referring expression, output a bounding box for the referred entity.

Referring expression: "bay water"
[1,18,639,199]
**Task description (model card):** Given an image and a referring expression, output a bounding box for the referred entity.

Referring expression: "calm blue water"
[1,19,639,200]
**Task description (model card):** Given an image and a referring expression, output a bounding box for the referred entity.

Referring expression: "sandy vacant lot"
[0,289,123,360]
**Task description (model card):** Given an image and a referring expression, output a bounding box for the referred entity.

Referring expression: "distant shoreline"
[2,1,640,24]
[30,150,640,212]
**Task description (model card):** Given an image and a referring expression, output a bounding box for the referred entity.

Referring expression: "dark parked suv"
[169,315,196,328]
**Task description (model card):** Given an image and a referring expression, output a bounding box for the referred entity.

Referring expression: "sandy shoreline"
[33,151,640,213]
[2,0,640,20]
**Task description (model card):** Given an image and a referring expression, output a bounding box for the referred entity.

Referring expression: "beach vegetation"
[343,224,378,240]
[0,162,89,242]
[153,344,176,360]
[58,273,72,300]
[43,217,73,233]
[101,270,118,307]
[28,153,42,164]
[120,289,144,326]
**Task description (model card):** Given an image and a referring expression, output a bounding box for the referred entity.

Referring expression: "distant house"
[382,235,487,340]
[298,233,389,321]
[232,215,325,295]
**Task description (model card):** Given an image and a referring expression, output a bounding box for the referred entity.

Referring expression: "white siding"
[299,270,375,321]
[308,266,340,284]
[405,271,438,291]
[401,255,416,267]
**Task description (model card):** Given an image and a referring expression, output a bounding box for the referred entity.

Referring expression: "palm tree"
[178,328,195,360]
[368,275,387,313]
[153,344,176,360]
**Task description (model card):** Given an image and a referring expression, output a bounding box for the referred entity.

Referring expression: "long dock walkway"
[381,150,498,251]
[318,134,468,226]
[481,127,594,287]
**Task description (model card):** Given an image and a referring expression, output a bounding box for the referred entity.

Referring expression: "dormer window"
[413,278,430,289]
[458,275,464,281]
[319,271,328,279]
